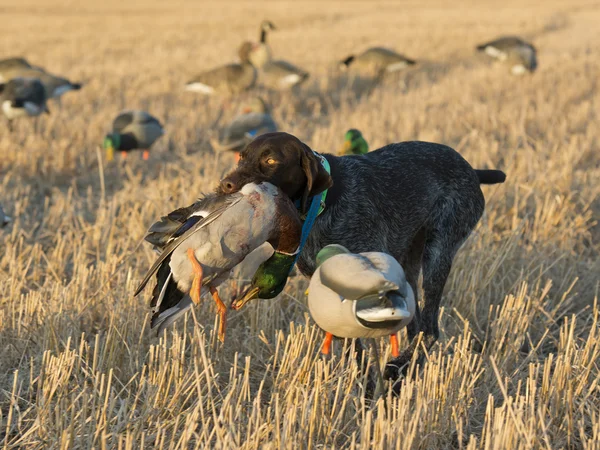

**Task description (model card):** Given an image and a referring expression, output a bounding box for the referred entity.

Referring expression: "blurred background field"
[0,0,599,448]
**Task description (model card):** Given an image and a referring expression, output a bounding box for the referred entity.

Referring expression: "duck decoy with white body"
[476,36,537,74]
[339,129,369,156]
[248,20,277,69]
[306,244,415,357]
[135,182,302,341]
[211,97,278,161]
[0,203,11,228]
[340,47,416,76]
[185,42,257,95]
[0,77,49,130]
[104,110,164,162]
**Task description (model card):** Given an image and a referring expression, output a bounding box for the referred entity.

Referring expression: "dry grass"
[1,0,600,448]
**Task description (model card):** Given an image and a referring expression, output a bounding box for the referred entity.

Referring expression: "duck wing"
[144,194,226,248]
[319,253,399,300]
[134,195,242,296]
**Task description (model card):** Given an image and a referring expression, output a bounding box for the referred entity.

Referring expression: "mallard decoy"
[211,97,278,161]
[135,182,302,341]
[185,42,257,95]
[476,36,537,75]
[338,129,369,156]
[340,47,416,76]
[0,77,49,130]
[0,203,11,228]
[306,244,415,357]
[248,20,277,69]
[103,110,164,162]
[0,67,81,102]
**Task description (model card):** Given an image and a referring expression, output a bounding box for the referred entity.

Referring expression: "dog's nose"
[220,178,237,194]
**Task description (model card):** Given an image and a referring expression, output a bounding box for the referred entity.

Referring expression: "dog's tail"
[476,169,506,184]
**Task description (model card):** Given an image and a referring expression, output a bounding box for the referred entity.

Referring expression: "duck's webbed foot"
[210,287,227,343]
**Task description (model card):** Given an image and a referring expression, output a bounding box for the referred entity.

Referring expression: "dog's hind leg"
[385,193,484,390]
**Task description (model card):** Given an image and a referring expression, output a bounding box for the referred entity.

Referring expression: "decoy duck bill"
[231,286,260,310]
[339,140,351,154]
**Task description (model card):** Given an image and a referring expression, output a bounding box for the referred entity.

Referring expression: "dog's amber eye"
[265,157,277,165]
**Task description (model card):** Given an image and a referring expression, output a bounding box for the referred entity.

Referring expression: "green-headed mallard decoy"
[306,244,415,357]
[340,47,416,76]
[135,182,301,341]
[104,110,164,162]
[0,203,11,228]
[476,36,537,75]
[0,77,49,131]
[211,97,278,162]
[339,129,369,155]
[185,42,257,95]
[0,66,81,102]
[248,20,277,69]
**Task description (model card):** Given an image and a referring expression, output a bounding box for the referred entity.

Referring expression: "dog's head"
[219,132,333,213]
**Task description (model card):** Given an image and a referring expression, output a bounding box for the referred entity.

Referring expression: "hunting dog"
[218,132,505,385]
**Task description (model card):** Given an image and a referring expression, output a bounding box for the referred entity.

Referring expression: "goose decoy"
[0,204,11,228]
[103,110,164,162]
[211,97,278,161]
[248,20,277,69]
[135,182,301,341]
[0,77,49,130]
[306,244,415,357]
[185,42,257,95]
[338,129,369,155]
[476,36,537,75]
[259,58,310,90]
[340,47,416,76]
[0,67,81,102]
[0,57,33,80]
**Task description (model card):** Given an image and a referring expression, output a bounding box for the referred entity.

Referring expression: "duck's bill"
[338,140,351,155]
[106,145,114,162]
[231,286,260,310]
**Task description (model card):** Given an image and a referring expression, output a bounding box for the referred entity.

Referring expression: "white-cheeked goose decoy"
[476,36,537,75]
[185,42,257,95]
[211,97,278,160]
[340,47,416,75]
[307,244,416,357]
[248,20,277,69]
[135,182,302,341]
[0,77,49,130]
[104,110,164,162]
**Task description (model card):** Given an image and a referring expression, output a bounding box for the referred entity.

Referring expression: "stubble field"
[1,0,599,448]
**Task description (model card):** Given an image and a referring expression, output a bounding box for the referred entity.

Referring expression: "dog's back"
[297,141,486,276]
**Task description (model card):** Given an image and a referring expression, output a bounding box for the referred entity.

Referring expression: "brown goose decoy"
[211,97,278,160]
[340,47,416,76]
[0,77,49,130]
[248,20,277,69]
[185,42,257,95]
[476,36,537,75]
[0,66,81,102]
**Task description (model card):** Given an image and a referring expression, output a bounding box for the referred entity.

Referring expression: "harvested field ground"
[0,0,599,448]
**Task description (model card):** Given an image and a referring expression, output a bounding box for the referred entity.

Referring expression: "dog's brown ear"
[300,144,333,214]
